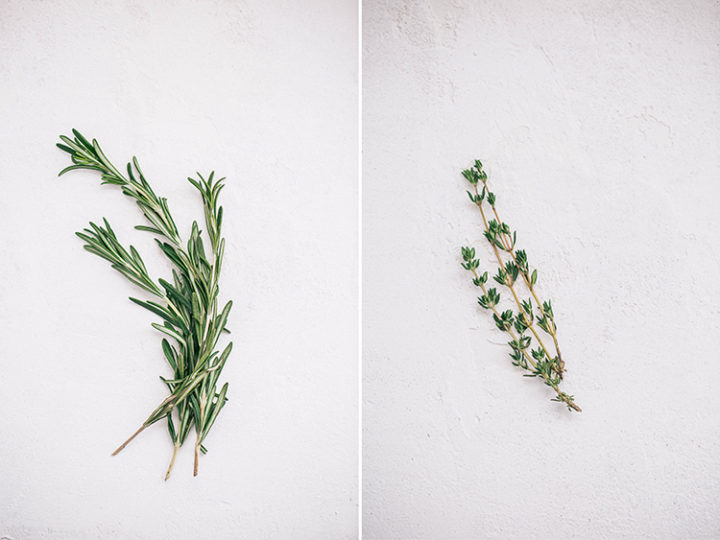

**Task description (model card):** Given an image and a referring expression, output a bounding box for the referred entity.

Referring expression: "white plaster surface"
[0,1,357,538]
[363,0,720,538]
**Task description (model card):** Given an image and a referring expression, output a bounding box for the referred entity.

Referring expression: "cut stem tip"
[111,424,146,456]
[165,443,180,481]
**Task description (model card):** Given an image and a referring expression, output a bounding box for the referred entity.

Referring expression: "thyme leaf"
[460,161,580,412]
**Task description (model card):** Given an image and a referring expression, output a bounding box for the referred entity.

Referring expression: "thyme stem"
[472,186,557,373]
[460,160,579,411]
[485,189,564,376]
[471,268,578,410]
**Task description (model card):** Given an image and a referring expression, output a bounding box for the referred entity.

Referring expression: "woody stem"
[472,269,574,406]
[472,185,558,369]
[487,192,561,352]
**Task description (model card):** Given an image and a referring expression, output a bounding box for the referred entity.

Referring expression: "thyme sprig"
[58,129,234,477]
[460,160,580,412]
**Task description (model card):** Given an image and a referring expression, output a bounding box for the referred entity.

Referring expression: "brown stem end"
[111,424,147,456]
[193,443,199,477]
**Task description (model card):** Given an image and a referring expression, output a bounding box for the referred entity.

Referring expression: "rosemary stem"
[111,424,147,456]
[112,369,209,454]
[194,390,206,477]
[165,442,180,481]
[193,433,201,477]
[59,130,234,473]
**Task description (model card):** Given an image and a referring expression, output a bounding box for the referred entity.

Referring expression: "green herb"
[460,160,580,412]
[58,129,234,477]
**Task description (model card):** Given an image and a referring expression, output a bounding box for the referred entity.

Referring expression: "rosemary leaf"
[58,129,234,477]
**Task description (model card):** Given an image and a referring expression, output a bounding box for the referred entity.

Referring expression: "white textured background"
[0,1,357,538]
[363,0,720,538]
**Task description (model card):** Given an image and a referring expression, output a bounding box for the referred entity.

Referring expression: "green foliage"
[504,260,519,285]
[58,129,234,476]
[461,165,487,185]
[458,159,580,412]
[460,246,480,270]
[513,311,529,334]
[515,249,529,276]
[492,309,514,332]
[483,219,516,252]
[493,267,507,286]
[477,287,500,310]
[509,335,531,351]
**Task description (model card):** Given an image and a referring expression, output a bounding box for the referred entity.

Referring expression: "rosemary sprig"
[58,129,234,477]
[460,160,580,412]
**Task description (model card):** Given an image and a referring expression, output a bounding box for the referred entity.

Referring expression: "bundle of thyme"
[459,160,580,412]
[58,129,233,477]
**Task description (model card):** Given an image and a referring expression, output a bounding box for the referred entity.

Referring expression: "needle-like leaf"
[58,129,234,477]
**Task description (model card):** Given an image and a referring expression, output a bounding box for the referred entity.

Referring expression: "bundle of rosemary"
[459,160,580,412]
[58,129,233,477]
